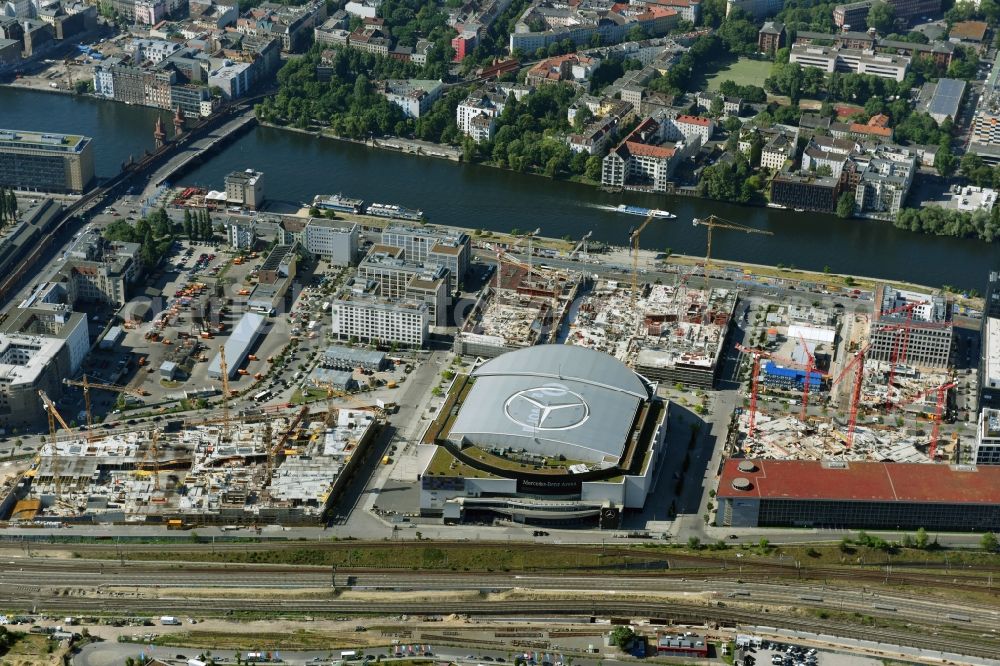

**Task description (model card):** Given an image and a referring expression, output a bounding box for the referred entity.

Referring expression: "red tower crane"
[831,343,871,448]
[797,332,818,422]
[892,380,956,460]
[735,343,828,438]
[877,300,927,411]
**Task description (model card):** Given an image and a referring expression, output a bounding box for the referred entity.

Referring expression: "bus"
[253,390,271,402]
[340,651,358,661]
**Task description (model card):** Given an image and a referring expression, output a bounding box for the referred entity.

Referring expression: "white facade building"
[303,218,359,265]
[330,280,429,347]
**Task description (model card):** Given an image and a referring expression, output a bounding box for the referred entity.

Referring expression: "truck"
[160,616,181,625]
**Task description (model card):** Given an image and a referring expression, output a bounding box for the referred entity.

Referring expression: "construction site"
[567,280,737,389]
[733,285,959,465]
[454,242,586,358]
[3,380,380,526]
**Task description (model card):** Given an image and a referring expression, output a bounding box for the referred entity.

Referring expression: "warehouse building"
[420,345,669,528]
[716,459,1000,531]
[321,345,387,372]
[207,312,266,379]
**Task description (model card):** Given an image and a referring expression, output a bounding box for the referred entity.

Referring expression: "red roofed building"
[602,116,699,191]
[646,0,701,22]
[716,459,1000,531]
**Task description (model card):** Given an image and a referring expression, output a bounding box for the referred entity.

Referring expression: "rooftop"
[718,459,1000,504]
[0,129,89,153]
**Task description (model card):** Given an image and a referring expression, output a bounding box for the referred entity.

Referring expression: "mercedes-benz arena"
[419,345,669,528]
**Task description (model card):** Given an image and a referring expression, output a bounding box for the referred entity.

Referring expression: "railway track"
[1,596,995,659]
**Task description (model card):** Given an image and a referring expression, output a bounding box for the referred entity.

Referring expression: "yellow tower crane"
[692,215,774,273]
[37,389,74,495]
[135,428,161,491]
[63,375,150,441]
[218,346,231,441]
[629,211,657,307]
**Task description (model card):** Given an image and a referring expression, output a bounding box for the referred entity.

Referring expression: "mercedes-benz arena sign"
[503,383,590,431]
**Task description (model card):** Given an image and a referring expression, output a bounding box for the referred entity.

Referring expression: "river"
[3,86,998,290]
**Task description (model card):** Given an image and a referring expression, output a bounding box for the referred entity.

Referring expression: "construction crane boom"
[38,389,73,495]
[629,212,657,307]
[831,343,871,448]
[219,346,231,441]
[63,375,149,442]
[692,215,773,272]
[735,343,828,439]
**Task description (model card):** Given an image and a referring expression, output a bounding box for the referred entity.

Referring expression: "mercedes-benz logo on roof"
[504,384,589,431]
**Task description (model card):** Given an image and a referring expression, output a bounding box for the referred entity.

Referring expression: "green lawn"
[704,57,773,91]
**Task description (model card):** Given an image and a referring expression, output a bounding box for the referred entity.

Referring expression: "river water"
[3,86,998,290]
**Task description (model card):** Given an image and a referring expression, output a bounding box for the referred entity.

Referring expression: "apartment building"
[853,145,916,219]
[381,79,444,118]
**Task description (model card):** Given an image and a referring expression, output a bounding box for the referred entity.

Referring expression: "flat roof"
[0,129,90,153]
[718,459,1000,504]
[928,78,965,120]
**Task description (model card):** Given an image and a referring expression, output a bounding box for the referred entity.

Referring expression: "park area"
[704,57,773,91]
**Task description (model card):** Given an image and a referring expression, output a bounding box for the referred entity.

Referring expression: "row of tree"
[183,208,215,241]
[894,205,1000,243]
[0,189,17,225]
[103,208,176,269]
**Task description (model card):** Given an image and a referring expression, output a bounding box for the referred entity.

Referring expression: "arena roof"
[448,345,653,463]
[718,459,1000,504]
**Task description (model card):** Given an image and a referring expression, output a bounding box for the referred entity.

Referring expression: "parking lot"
[742,640,882,666]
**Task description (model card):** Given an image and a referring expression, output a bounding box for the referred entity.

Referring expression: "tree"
[836,192,855,219]
[982,532,999,552]
[687,535,702,549]
[866,0,895,34]
[915,526,929,549]
[935,142,957,176]
[609,626,636,648]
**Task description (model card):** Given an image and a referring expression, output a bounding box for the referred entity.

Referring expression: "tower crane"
[735,344,828,439]
[63,375,150,442]
[891,380,956,460]
[629,212,657,307]
[691,215,773,273]
[135,428,161,491]
[796,332,819,422]
[219,346,231,441]
[830,343,872,448]
[263,405,308,489]
[571,231,593,258]
[875,299,928,411]
[38,389,74,495]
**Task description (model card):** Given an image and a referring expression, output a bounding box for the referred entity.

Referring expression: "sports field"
[705,57,773,90]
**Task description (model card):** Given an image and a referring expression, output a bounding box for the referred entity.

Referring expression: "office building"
[381,225,470,295]
[302,217,359,265]
[0,129,94,194]
[979,272,1000,411]
[717,459,1000,531]
[329,279,429,348]
[358,249,449,326]
[833,0,942,28]
[790,43,910,81]
[976,408,1000,465]
[868,285,952,368]
[770,172,841,213]
[227,218,256,250]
